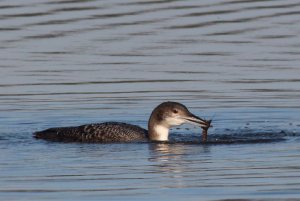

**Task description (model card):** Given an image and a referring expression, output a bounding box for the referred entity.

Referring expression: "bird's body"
[34,122,148,142]
[34,102,211,143]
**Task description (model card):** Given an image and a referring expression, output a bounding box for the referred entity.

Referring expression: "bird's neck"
[148,107,171,141]
[149,124,169,141]
[148,116,169,141]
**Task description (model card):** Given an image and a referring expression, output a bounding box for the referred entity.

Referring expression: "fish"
[201,120,212,142]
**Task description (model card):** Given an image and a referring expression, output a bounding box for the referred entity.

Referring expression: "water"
[1,0,300,200]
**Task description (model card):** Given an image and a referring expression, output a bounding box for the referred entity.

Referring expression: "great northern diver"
[34,101,211,142]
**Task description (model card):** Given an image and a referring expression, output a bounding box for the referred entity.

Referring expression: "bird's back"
[34,122,148,143]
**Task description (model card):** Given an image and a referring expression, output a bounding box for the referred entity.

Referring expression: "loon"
[34,101,211,142]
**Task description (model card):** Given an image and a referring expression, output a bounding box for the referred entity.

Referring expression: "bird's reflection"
[147,142,211,188]
[148,143,183,162]
[148,142,210,162]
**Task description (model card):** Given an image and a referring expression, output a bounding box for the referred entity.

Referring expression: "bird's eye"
[173,109,178,114]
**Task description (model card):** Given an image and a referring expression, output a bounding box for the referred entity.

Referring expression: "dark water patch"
[182,9,239,17]
[92,11,146,19]
[0,79,195,88]
[257,35,296,39]
[247,2,300,10]
[0,136,7,141]
[167,10,300,30]
[101,52,161,58]
[245,58,298,62]
[23,26,102,40]
[128,31,156,36]
[24,32,69,39]
[221,0,281,5]
[215,40,255,44]
[183,52,233,56]
[159,71,211,74]
[0,89,209,98]
[17,7,102,27]
[0,27,21,31]
[243,89,300,93]
[223,79,300,84]
[45,0,97,4]
[87,62,141,65]
[29,51,74,55]
[0,5,23,9]
[99,19,164,29]
[0,187,142,193]
[166,21,221,29]
[31,18,88,26]
[0,12,51,18]
[168,130,295,145]
[118,0,180,6]
[52,6,100,12]
[206,132,287,145]
[162,5,203,11]
[205,27,265,36]
[0,133,30,143]
[183,2,300,18]
[278,51,300,56]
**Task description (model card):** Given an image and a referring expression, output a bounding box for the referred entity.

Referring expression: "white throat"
[153,125,169,141]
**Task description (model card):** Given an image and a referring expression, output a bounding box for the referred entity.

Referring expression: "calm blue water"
[0,0,300,200]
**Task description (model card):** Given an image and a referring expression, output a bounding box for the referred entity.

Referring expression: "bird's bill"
[182,113,212,129]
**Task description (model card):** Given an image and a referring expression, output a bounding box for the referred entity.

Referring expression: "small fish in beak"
[181,112,212,142]
[201,120,212,142]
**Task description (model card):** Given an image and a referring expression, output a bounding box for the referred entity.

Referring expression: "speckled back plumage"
[34,122,148,143]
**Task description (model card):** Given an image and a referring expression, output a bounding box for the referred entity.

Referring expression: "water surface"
[0,0,300,200]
